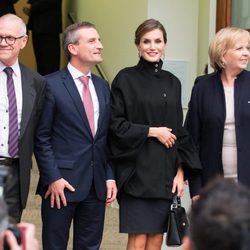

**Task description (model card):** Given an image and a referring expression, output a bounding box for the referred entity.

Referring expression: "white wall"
[70,0,148,82]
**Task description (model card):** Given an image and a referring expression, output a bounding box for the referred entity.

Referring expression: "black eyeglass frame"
[0,35,25,45]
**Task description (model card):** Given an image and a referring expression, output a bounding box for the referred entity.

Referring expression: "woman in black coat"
[108,19,201,250]
[185,27,250,201]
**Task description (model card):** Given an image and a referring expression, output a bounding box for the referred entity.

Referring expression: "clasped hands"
[148,127,177,148]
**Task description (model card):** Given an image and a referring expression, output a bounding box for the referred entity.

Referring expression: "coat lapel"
[20,65,36,139]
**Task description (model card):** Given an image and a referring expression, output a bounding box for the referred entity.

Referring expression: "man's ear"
[183,236,193,250]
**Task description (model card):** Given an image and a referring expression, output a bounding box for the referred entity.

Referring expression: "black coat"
[185,70,250,197]
[108,58,201,200]
[0,0,18,16]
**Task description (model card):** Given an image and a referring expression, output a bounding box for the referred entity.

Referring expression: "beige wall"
[197,0,217,76]
[197,1,210,76]
[69,0,147,82]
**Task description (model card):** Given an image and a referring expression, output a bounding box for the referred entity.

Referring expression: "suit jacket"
[185,70,250,197]
[27,0,62,34]
[34,67,114,202]
[0,0,18,16]
[18,63,46,208]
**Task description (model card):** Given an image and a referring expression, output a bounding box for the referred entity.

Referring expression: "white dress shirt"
[0,61,22,158]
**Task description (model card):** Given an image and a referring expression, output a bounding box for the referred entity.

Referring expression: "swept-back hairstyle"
[134,18,167,45]
[63,21,96,61]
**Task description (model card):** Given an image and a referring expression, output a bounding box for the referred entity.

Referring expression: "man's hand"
[106,181,117,205]
[45,178,75,209]
[3,223,38,250]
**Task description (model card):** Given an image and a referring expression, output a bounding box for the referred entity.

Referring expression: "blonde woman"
[185,27,250,201]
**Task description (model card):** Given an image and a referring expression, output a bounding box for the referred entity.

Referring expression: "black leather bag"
[166,194,189,246]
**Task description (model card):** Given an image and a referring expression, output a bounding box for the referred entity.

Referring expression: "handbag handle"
[172,194,181,209]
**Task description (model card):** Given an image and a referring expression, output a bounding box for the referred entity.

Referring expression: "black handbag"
[166,194,189,246]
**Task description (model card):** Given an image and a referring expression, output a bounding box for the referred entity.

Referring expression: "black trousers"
[1,162,22,224]
[32,32,61,76]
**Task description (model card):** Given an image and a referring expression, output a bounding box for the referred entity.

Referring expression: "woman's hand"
[172,166,185,197]
[191,195,200,203]
[148,127,177,148]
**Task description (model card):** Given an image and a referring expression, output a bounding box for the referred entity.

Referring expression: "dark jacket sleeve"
[174,77,202,182]
[184,79,203,197]
[108,75,149,160]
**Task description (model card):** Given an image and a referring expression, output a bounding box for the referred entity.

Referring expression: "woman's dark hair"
[135,18,167,45]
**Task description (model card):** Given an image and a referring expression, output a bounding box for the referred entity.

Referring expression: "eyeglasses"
[0,35,25,45]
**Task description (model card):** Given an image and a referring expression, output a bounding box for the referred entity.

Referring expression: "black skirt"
[119,192,172,233]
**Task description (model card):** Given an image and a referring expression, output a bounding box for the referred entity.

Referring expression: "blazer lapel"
[92,75,105,138]
[61,68,92,135]
[20,65,36,139]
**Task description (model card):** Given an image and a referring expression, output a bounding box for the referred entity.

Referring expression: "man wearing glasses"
[0,14,46,223]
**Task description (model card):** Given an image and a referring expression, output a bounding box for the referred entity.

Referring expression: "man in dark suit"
[23,0,62,75]
[0,0,18,17]
[35,22,117,250]
[0,14,46,223]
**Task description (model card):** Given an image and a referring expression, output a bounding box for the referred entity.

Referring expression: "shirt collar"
[67,62,91,80]
[0,60,20,77]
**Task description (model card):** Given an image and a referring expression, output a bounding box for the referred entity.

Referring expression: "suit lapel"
[92,74,105,138]
[20,64,36,139]
[61,68,92,135]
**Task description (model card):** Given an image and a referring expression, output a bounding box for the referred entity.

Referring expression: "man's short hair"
[190,178,250,250]
[62,21,96,61]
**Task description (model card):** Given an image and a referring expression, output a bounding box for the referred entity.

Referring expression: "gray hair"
[63,21,96,61]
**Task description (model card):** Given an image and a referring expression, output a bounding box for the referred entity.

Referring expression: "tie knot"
[4,67,13,77]
[79,76,90,86]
